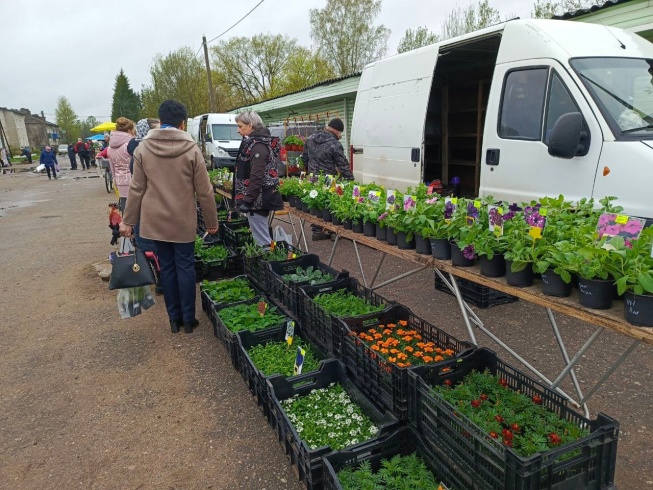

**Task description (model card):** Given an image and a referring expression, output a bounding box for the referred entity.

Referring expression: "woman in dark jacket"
[234,111,284,246]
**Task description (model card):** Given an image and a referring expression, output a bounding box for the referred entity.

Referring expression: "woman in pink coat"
[108,117,136,208]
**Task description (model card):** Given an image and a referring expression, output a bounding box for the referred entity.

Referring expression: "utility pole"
[202,36,217,112]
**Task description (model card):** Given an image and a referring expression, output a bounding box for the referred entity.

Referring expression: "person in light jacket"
[120,100,218,334]
[107,117,136,211]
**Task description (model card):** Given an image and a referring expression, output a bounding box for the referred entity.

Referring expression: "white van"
[350,19,653,219]
[187,113,241,169]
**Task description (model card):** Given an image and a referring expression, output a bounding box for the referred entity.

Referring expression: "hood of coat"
[141,128,196,158]
[108,130,133,149]
[309,130,338,147]
[249,127,271,139]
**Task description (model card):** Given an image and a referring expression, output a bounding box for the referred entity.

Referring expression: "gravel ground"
[0,167,651,489]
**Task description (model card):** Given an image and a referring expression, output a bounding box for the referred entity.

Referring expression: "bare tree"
[310,0,390,76]
[397,26,440,54]
[532,0,597,19]
[439,0,501,40]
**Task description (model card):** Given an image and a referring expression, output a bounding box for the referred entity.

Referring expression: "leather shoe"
[170,319,183,334]
[184,318,200,334]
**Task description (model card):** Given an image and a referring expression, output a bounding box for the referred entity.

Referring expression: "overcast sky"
[0,0,539,122]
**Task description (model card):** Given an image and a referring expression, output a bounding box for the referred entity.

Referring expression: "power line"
[205,0,265,46]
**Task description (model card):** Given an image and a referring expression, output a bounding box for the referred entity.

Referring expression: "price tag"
[257,301,267,317]
[528,227,543,239]
[294,346,306,375]
[474,200,481,209]
[615,215,628,224]
[539,207,548,217]
[285,320,295,345]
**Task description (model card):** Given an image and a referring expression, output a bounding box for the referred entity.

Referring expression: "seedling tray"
[244,241,303,293]
[221,219,253,250]
[268,254,348,317]
[297,277,393,357]
[408,348,619,490]
[194,243,240,282]
[341,305,474,420]
[199,276,262,332]
[267,360,399,490]
[322,426,462,490]
[213,295,287,369]
[236,323,330,421]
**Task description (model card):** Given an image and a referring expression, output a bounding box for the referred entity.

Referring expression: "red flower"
[471,399,482,408]
[532,395,542,405]
[443,379,453,387]
[548,433,562,445]
[511,423,520,432]
[480,394,488,401]
[502,438,513,447]
[498,378,508,387]
[489,431,498,439]
[502,429,513,440]
[494,415,504,423]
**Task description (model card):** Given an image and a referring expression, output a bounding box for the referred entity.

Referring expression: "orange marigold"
[403,336,413,342]
[371,344,380,351]
[397,362,405,368]
[444,349,455,357]
[373,333,383,340]
[388,356,397,363]
[423,356,434,363]
[380,348,389,354]
[387,323,396,328]
[399,320,408,326]
[434,355,444,362]
[404,346,414,353]
[424,347,434,353]
[390,348,399,354]
[383,329,392,335]
[414,351,424,358]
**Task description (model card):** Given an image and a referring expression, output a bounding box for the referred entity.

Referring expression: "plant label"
[488,205,504,236]
[352,185,361,200]
[596,213,644,241]
[257,301,267,317]
[299,171,306,180]
[386,190,396,211]
[466,200,481,225]
[294,347,305,375]
[324,175,333,188]
[525,207,547,240]
[285,320,295,345]
[334,183,344,196]
[367,190,381,204]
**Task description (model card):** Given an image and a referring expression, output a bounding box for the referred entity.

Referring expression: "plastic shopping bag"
[117,286,155,319]
[35,164,45,172]
[55,163,61,172]
[273,225,293,245]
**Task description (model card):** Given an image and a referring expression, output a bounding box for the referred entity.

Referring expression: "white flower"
[309,190,318,198]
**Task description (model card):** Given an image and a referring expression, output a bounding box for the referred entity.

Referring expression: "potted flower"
[444,198,475,267]
[561,242,614,309]
[279,177,303,207]
[361,189,385,237]
[417,198,451,259]
[501,205,539,287]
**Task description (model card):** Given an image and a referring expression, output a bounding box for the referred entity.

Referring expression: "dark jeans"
[80,153,90,169]
[69,154,77,168]
[45,166,57,179]
[153,240,196,324]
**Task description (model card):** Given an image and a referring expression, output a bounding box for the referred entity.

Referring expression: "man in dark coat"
[301,118,354,180]
[21,147,32,164]
[74,138,90,170]
[67,143,77,169]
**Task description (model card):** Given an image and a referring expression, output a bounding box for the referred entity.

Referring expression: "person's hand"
[206,227,218,235]
[119,223,133,237]
[239,203,251,213]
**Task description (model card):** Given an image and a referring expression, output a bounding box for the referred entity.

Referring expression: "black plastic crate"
[244,241,303,293]
[268,254,348,317]
[341,305,475,420]
[195,246,241,282]
[222,219,253,250]
[434,271,518,309]
[322,426,463,490]
[199,276,262,331]
[408,348,619,490]
[297,277,394,357]
[266,360,400,490]
[237,323,330,421]
[213,295,287,368]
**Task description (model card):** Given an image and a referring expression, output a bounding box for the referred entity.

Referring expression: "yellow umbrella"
[91,121,116,132]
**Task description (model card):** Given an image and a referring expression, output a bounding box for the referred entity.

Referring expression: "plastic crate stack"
[196,243,620,490]
[434,270,518,308]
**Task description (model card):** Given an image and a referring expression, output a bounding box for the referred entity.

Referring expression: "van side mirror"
[547,112,583,159]
[205,133,212,142]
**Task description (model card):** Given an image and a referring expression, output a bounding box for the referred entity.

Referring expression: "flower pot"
[363,221,376,237]
[375,224,387,241]
[322,208,332,222]
[506,260,534,287]
[301,201,309,212]
[310,207,320,217]
[387,227,397,246]
[396,232,416,250]
[450,242,474,267]
[332,215,342,226]
[578,276,614,310]
[291,144,299,151]
[430,238,451,260]
[480,254,506,278]
[343,219,352,230]
[415,234,430,255]
[288,196,298,208]
[352,220,364,233]
[298,146,304,152]
[284,144,292,151]
[541,269,573,297]
[624,291,653,326]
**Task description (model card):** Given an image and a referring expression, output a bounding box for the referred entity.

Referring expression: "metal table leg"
[327,234,340,267]
[353,241,368,287]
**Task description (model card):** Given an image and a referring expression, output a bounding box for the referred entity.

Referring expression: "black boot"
[170,319,182,333]
[184,318,199,334]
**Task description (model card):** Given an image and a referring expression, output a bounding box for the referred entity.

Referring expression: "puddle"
[1,167,33,174]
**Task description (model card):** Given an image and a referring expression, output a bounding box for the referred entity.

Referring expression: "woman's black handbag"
[109,239,156,290]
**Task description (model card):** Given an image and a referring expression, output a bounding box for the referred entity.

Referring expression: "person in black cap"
[302,117,354,180]
[302,117,354,240]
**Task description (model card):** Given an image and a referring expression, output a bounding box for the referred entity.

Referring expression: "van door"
[351,46,439,190]
[481,61,603,204]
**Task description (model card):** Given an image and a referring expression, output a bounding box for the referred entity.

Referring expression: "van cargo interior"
[423,35,501,197]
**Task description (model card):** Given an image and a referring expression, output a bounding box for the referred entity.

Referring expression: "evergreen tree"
[111,69,141,121]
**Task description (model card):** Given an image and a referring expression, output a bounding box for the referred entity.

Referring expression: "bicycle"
[98,158,113,193]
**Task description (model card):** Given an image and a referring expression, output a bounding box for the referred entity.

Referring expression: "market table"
[281,204,653,417]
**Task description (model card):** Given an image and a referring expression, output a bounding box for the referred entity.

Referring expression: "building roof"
[229,72,361,112]
[553,0,635,20]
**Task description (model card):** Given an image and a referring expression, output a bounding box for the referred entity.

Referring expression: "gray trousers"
[247,212,272,246]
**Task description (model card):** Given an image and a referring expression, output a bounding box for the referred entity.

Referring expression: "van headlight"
[216,147,229,158]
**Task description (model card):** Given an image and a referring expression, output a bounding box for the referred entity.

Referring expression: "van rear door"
[351,46,439,189]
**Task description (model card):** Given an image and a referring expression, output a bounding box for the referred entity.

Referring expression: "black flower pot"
[310,207,321,217]
[480,254,506,278]
[332,215,342,226]
[343,219,352,230]
[363,221,376,237]
[387,227,397,246]
[376,224,387,241]
[301,201,309,212]
[624,291,653,326]
[322,208,333,222]
[352,220,364,233]
[506,260,534,287]
[288,196,298,208]
[430,238,451,260]
[578,276,614,310]
[541,269,573,297]
[415,234,430,255]
[450,242,474,267]
[396,232,416,250]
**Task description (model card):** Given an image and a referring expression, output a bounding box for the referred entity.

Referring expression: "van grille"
[226,149,238,158]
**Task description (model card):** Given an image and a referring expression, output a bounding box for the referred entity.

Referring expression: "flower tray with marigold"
[408,348,620,490]
[340,305,474,420]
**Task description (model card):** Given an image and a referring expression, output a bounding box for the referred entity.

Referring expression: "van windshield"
[211,124,240,141]
[571,57,653,138]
